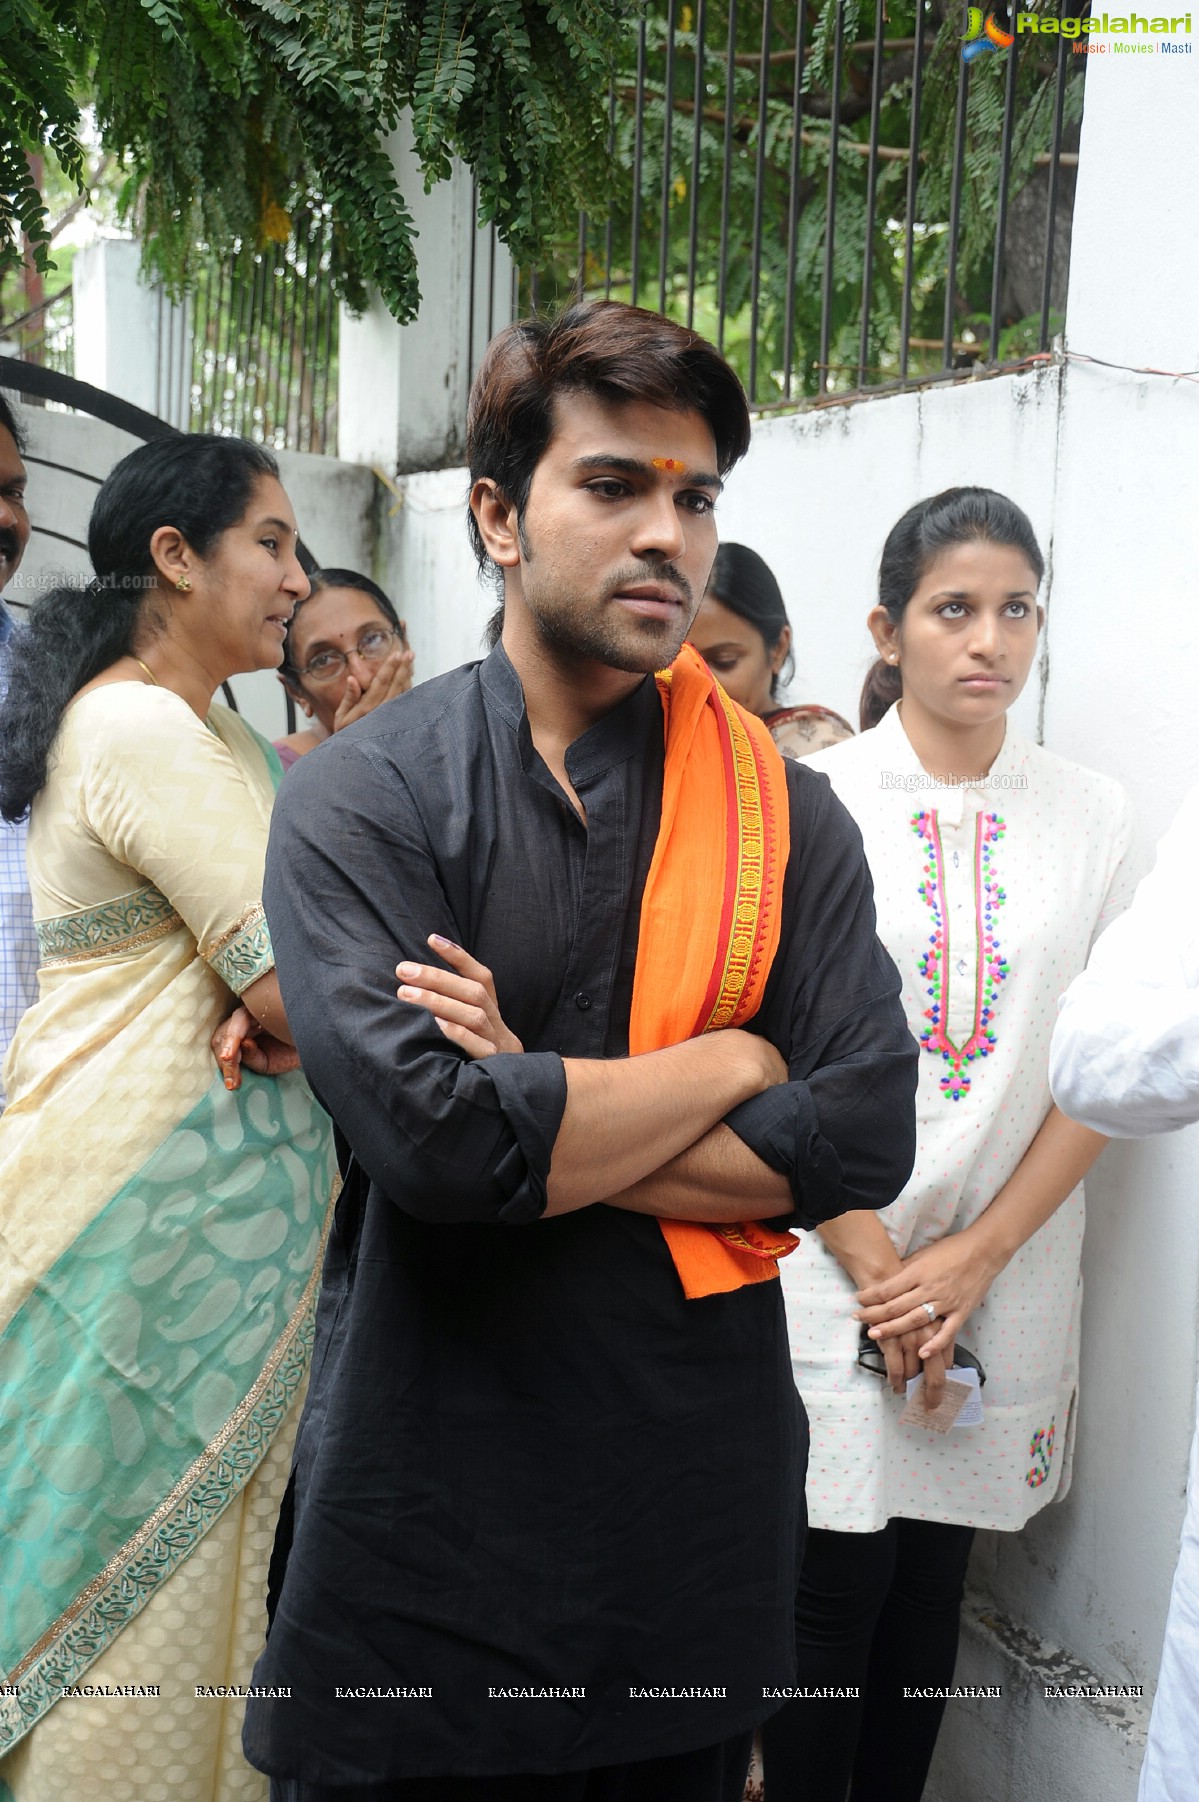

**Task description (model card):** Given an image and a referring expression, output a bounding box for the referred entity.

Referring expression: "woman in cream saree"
[0,436,337,1801]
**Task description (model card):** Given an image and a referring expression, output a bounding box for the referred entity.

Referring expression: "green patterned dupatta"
[0,715,337,1751]
[0,1069,336,1750]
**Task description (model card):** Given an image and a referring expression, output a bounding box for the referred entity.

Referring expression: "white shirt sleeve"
[1050,783,1199,1136]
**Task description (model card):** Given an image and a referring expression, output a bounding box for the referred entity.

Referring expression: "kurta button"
[575,991,592,1010]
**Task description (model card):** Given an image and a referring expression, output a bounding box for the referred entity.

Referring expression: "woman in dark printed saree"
[0,437,337,1802]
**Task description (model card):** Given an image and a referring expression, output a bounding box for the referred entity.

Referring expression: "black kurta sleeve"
[723,760,918,1230]
[263,732,567,1226]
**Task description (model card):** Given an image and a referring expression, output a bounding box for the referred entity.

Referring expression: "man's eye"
[588,481,628,500]
[683,494,716,515]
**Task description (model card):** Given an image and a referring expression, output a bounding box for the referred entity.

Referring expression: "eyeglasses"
[296,624,407,684]
[856,1324,986,1388]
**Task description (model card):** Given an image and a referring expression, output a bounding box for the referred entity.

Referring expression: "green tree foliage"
[2,0,637,321]
[535,0,1083,398]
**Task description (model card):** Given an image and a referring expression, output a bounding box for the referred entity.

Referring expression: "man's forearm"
[602,1123,793,1222]
[545,1032,781,1216]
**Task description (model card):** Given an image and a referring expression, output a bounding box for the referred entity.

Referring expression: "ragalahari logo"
[961,6,1017,55]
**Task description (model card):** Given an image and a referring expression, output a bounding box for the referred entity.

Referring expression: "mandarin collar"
[480,640,659,784]
[873,700,1028,827]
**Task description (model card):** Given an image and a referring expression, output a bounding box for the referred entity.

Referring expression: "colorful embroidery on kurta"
[1026,1418,1056,1487]
[912,809,1008,1100]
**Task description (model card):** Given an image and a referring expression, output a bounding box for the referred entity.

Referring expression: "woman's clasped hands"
[855,1226,1006,1375]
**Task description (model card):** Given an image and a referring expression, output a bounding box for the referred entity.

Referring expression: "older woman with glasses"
[275,567,413,767]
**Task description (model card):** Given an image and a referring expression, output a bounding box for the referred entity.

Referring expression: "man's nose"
[631,491,686,560]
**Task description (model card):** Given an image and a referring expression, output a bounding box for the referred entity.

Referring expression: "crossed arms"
[261,734,917,1231]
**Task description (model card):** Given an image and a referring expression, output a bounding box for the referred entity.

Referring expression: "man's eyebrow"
[571,453,723,492]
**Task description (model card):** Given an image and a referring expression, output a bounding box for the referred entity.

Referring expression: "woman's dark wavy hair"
[279,567,400,682]
[0,434,278,821]
[468,300,751,644]
[859,486,1045,732]
[705,541,794,700]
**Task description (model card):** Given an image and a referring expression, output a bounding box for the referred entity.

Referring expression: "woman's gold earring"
[176,577,192,593]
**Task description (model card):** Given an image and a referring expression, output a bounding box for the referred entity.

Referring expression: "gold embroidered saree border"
[0,1174,339,1751]
[36,884,183,967]
[203,904,274,995]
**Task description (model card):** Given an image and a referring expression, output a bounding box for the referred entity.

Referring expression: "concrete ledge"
[925,1588,1148,1802]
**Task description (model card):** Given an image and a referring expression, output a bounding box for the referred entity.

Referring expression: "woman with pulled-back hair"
[688,541,853,758]
[762,488,1142,1801]
[0,435,336,1802]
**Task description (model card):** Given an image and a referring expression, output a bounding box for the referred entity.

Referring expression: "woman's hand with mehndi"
[212,1005,302,1090]
[396,936,524,1058]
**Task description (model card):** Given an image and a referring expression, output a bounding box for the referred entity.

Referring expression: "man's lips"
[612,584,686,619]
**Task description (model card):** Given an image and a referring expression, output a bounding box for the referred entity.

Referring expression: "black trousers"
[268,1732,753,1802]
[761,1517,976,1802]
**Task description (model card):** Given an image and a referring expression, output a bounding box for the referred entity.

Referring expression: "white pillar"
[337,118,515,473]
[1063,50,1199,372]
[73,239,192,429]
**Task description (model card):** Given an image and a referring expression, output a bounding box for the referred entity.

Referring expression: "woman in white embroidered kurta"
[762,489,1140,1802]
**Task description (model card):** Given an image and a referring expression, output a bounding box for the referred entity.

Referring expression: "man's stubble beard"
[519,529,696,677]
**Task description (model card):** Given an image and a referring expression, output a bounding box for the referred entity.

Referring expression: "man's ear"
[470,479,522,569]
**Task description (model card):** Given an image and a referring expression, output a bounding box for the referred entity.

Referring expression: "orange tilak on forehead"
[651,457,687,473]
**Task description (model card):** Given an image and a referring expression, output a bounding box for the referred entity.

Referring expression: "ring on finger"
[921,1301,937,1323]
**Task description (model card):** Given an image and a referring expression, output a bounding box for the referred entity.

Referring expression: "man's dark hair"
[466,301,752,589]
[0,391,27,456]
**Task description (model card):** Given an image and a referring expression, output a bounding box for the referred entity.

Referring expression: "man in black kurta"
[244,303,917,1800]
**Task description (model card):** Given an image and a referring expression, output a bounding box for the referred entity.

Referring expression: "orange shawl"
[630,642,799,1299]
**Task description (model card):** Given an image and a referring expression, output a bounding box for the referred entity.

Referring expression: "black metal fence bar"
[1039,32,1070,351]
[856,0,888,388]
[943,60,970,366]
[898,3,928,382]
[988,33,1021,362]
[686,0,706,329]
[716,0,738,354]
[747,0,773,402]
[605,88,617,300]
[781,0,807,399]
[659,0,678,315]
[818,1,847,391]
[630,16,648,306]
